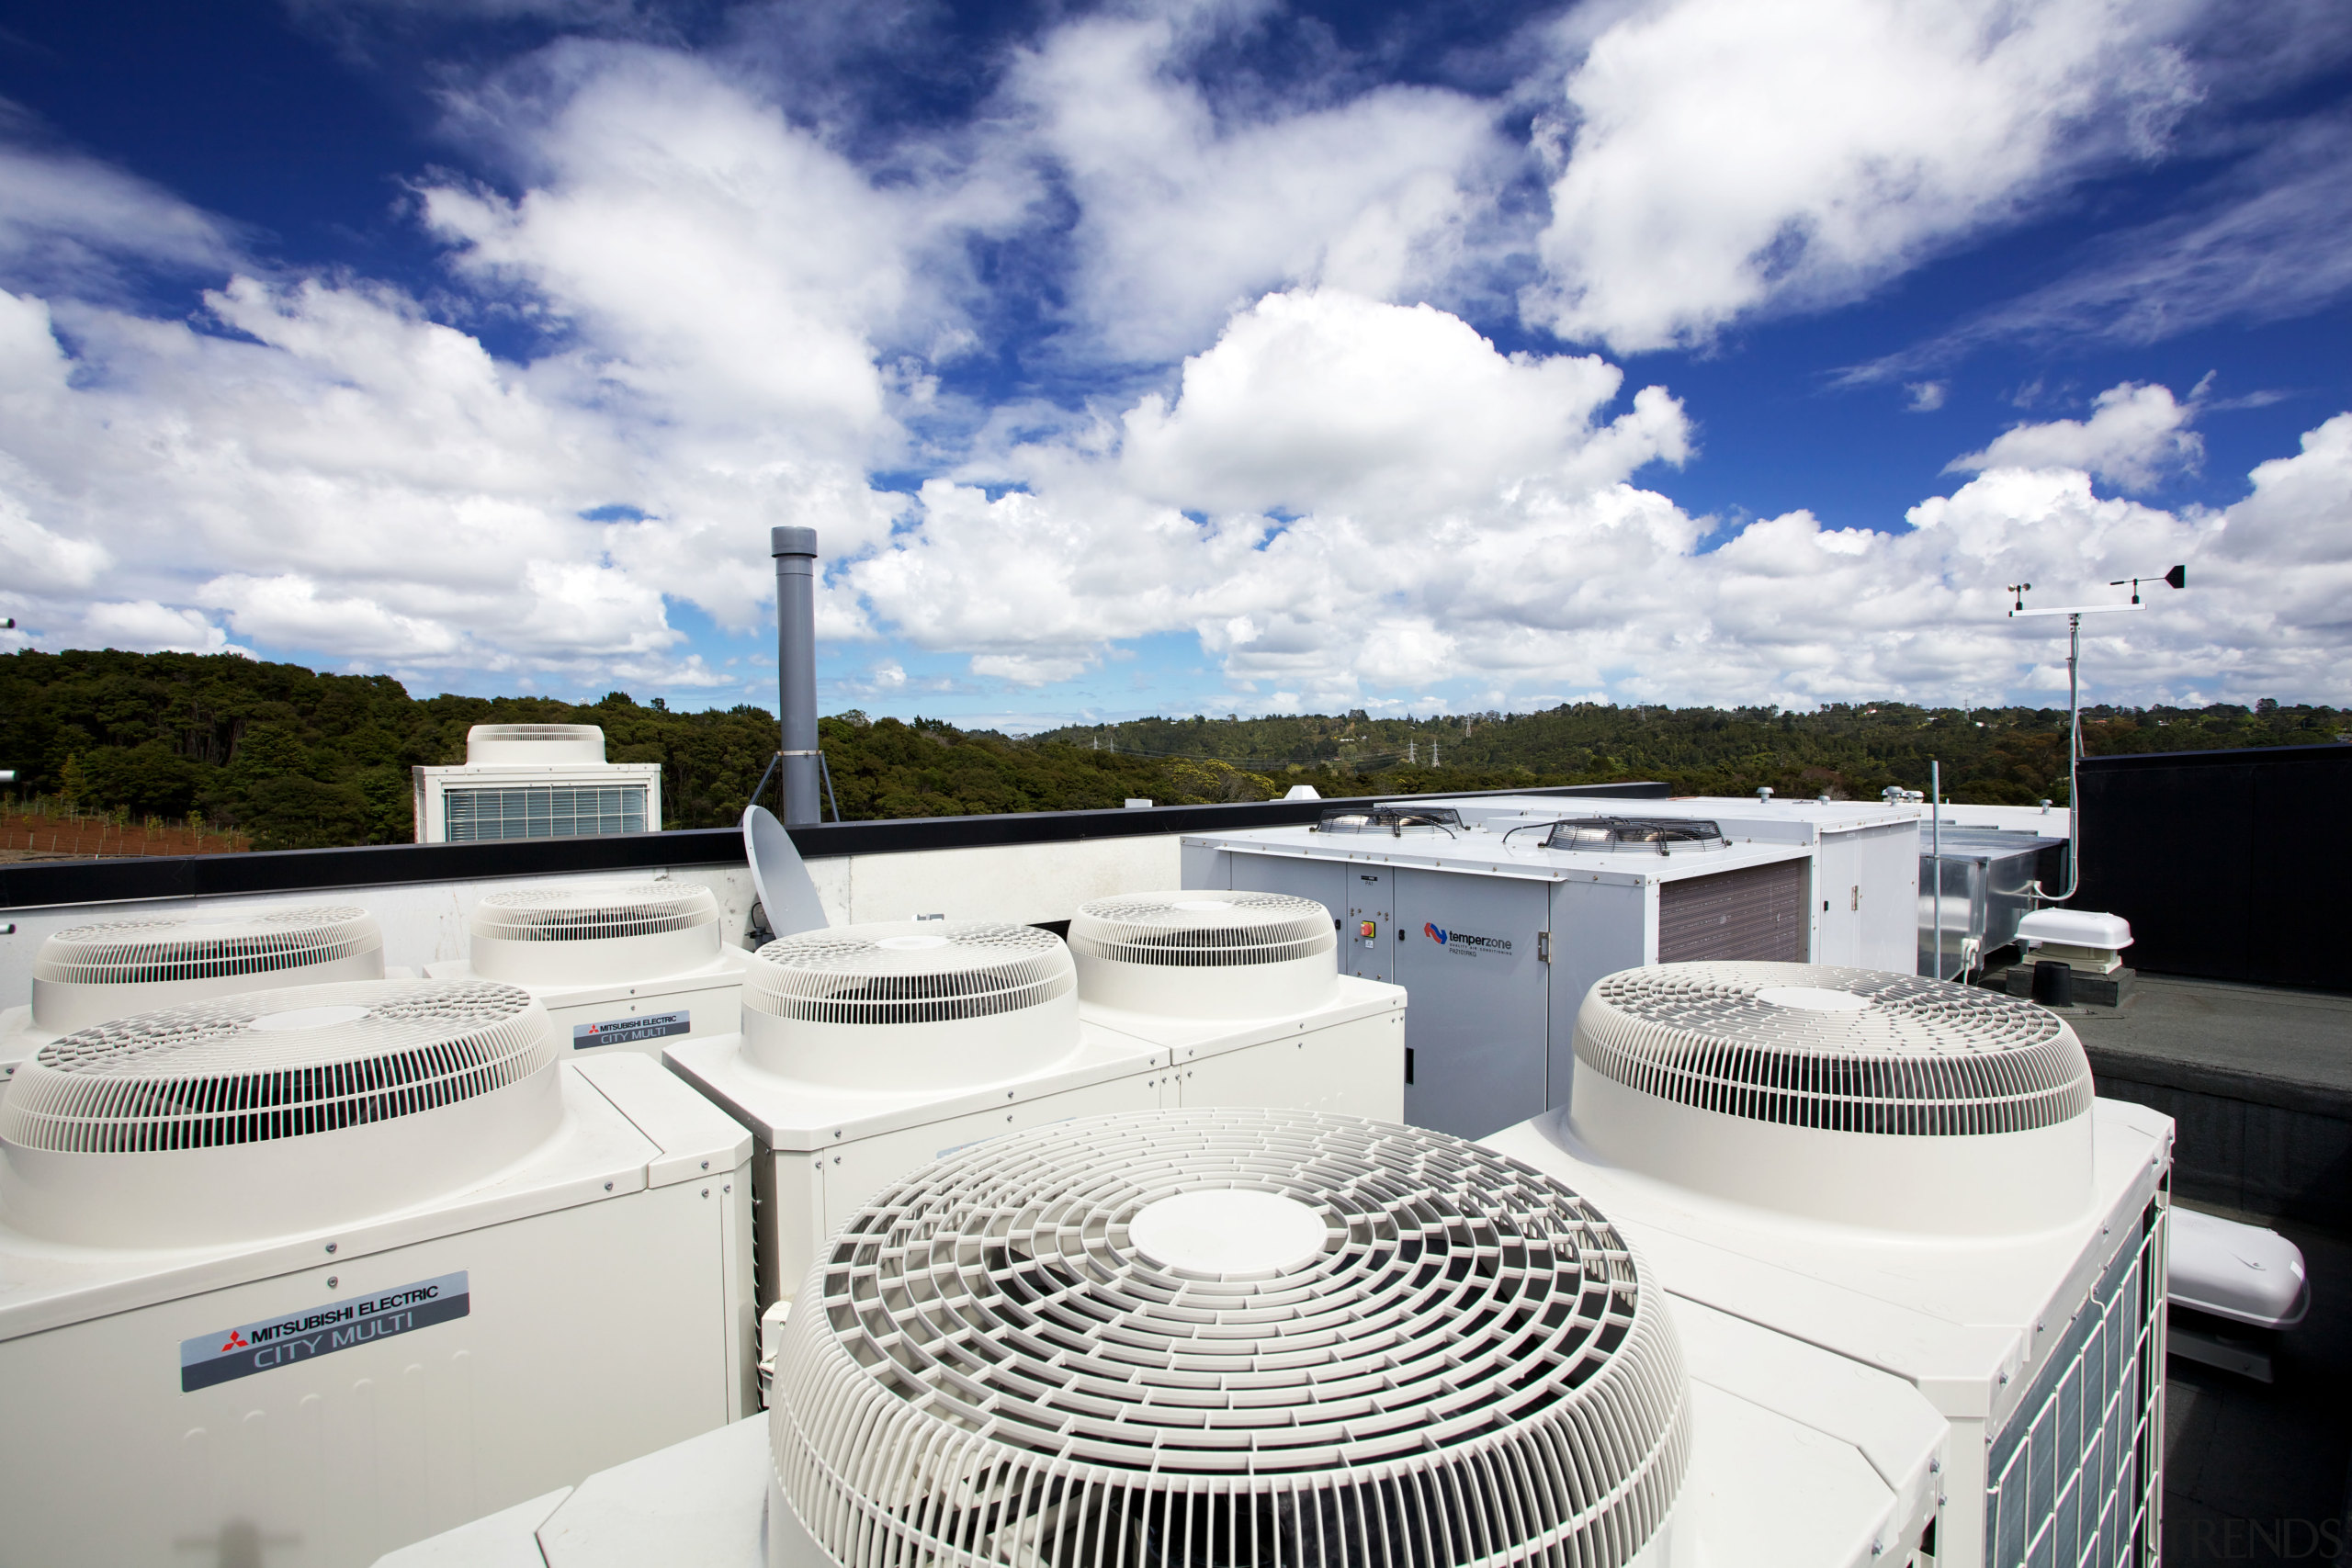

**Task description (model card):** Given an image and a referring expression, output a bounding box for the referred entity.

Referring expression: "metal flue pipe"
[772,525,821,825]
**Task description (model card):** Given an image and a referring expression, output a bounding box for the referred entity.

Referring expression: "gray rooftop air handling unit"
[767,1109,1692,1568]
[742,921,1080,1091]
[1569,962,2093,1234]
[1068,890,1338,1018]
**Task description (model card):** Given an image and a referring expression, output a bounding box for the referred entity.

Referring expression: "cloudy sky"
[2,0,2347,725]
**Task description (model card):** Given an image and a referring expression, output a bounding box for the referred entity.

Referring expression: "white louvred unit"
[0,904,387,1089]
[411,724,662,844]
[665,921,1170,1312]
[1067,889,1404,1122]
[424,880,756,1056]
[1483,961,2174,1568]
[379,1108,1957,1568]
[0,977,756,1568]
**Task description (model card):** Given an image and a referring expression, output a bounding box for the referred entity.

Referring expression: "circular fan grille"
[0,980,555,1154]
[1069,891,1336,968]
[1575,962,2093,1136]
[1543,818,1727,854]
[471,882,718,942]
[33,906,382,987]
[772,1110,1689,1568]
[748,922,1073,1026]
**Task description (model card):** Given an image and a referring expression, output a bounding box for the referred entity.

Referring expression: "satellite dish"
[742,805,830,939]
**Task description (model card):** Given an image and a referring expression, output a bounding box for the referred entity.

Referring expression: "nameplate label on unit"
[180,1271,470,1393]
[573,1010,689,1049]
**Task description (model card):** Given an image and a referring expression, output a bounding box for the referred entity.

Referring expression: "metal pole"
[772,525,821,826]
[1930,759,1942,980]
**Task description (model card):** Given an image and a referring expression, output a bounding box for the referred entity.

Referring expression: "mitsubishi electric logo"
[1426,922,1512,956]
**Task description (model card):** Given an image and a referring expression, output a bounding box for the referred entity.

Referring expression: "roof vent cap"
[0,979,560,1247]
[1069,890,1337,1017]
[742,921,1077,1090]
[770,1110,1690,1568]
[29,906,385,1034]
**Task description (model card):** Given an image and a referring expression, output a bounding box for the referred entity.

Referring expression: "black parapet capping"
[2075,742,2352,992]
[0,781,1669,911]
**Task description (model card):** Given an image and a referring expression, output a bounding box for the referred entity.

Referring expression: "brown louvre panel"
[1657,859,1808,963]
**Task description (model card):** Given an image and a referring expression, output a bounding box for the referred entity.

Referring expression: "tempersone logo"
[1424,922,1448,944]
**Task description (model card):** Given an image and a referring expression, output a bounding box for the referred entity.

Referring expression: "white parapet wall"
[0,834,1187,1001]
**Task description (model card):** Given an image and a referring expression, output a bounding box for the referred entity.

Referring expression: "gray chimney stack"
[771,525,821,826]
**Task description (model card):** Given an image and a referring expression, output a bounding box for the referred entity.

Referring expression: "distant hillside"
[1,649,2341,852]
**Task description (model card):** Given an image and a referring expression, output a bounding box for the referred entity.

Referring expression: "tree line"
[2,649,2341,852]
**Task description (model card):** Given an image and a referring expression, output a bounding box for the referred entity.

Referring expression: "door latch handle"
[1537,931,1551,964]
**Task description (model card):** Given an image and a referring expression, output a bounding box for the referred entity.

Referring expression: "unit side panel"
[1814,831,1862,967]
[1855,824,1922,974]
[1547,880,1649,1116]
[1221,853,1349,938]
[0,1184,735,1568]
[1391,870,1548,1140]
[1179,842,1228,890]
[1657,859,1809,963]
[1175,1012,1404,1122]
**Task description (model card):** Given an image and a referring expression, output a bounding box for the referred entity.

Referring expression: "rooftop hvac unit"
[0,904,387,1089]
[0,978,755,1568]
[381,1109,1958,1568]
[411,724,662,844]
[665,922,1170,1311]
[1484,961,2173,1568]
[1069,890,1405,1122]
[1182,818,1817,1138]
[424,881,755,1056]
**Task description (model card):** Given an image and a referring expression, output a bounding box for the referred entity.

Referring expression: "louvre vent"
[34,907,382,989]
[1576,963,2093,1138]
[748,922,1071,1027]
[771,1110,1690,1568]
[473,883,718,942]
[1070,891,1335,968]
[3,979,554,1154]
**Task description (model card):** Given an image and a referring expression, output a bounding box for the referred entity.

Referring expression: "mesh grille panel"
[749,922,1074,1026]
[445,785,647,840]
[1575,963,2094,1136]
[773,1110,1690,1568]
[0,980,555,1154]
[471,882,718,942]
[33,906,382,987]
[470,724,602,744]
[1069,892,1337,968]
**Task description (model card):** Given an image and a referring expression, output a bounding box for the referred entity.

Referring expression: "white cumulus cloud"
[1950,381,2201,491]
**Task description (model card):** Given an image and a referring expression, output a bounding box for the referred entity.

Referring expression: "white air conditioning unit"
[1483,961,2173,1568]
[0,904,388,1089]
[380,1109,1959,1568]
[1068,889,1404,1121]
[664,922,1170,1311]
[424,881,754,1055]
[411,724,662,844]
[0,978,756,1568]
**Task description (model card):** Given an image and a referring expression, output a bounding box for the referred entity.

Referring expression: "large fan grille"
[471,882,718,942]
[0,981,554,1154]
[749,922,1074,1027]
[1575,963,2093,1137]
[32,906,382,987]
[1069,892,1337,969]
[470,723,602,745]
[1542,818,1727,855]
[773,1110,1689,1568]
[1315,805,1462,836]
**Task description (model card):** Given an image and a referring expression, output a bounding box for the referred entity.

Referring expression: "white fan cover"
[769,1109,1690,1568]
[1069,891,1338,1018]
[28,905,386,1033]
[469,882,721,985]
[1568,962,2097,1234]
[0,979,560,1247]
[742,921,1078,1090]
[465,723,605,765]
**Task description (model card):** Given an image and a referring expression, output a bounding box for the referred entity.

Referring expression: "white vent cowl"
[769,1109,1690,1568]
[0,979,560,1248]
[29,906,386,1034]
[469,882,721,985]
[742,921,1078,1091]
[465,723,606,766]
[1568,962,2096,1235]
[1069,890,1338,1017]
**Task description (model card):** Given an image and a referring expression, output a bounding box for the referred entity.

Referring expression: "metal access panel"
[1657,859,1810,962]
[1392,869,1550,1139]
[1211,852,1350,946]
[1343,867,1394,985]
[1545,877,1651,1112]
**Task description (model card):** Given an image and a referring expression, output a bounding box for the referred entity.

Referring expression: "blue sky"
[1,0,2347,728]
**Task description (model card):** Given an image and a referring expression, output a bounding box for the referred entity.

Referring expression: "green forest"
[2,649,2343,852]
